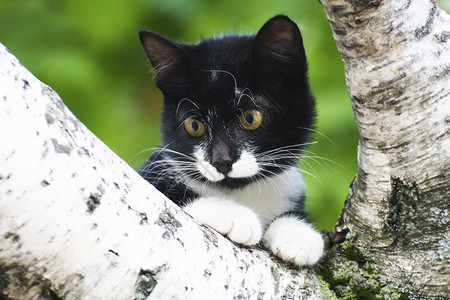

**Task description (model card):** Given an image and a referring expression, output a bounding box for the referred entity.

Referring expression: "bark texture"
[320,0,449,298]
[0,44,321,299]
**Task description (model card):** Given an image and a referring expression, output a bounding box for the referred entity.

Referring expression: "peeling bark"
[0,44,320,299]
[320,0,449,298]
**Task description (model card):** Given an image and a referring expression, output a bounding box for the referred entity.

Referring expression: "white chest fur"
[185,167,304,227]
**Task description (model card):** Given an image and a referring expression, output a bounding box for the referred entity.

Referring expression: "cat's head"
[139,15,315,189]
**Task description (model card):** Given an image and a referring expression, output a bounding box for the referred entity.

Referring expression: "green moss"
[340,242,367,265]
[317,275,338,300]
[318,241,410,300]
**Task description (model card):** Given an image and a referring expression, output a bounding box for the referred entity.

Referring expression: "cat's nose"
[211,138,234,175]
[212,158,233,175]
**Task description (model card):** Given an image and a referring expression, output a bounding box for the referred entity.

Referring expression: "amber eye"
[184,118,205,137]
[239,109,263,130]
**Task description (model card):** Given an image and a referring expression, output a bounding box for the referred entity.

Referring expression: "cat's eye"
[184,118,205,137]
[239,109,263,130]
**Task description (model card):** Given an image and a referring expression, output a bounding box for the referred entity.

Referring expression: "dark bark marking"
[135,265,166,300]
[437,31,450,43]
[155,208,184,246]
[331,5,346,12]
[349,0,382,8]
[334,27,347,36]
[4,232,20,243]
[86,193,101,214]
[22,79,30,90]
[108,249,120,256]
[51,138,72,155]
[203,228,219,250]
[415,3,437,39]
[0,261,64,300]
[384,177,420,246]
[45,112,55,125]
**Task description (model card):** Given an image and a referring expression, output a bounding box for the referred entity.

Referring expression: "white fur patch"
[183,197,263,246]
[228,150,259,178]
[263,216,324,266]
[194,147,225,182]
[186,167,304,227]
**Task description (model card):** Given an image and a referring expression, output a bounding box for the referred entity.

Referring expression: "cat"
[138,15,324,266]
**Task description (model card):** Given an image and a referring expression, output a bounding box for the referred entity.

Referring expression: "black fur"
[138,15,315,206]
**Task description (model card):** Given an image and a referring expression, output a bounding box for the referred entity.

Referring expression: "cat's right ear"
[139,30,190,89]
[252,15,307,73]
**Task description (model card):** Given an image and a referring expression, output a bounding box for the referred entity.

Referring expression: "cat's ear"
[139,30,191,88]
[252,15,307,72]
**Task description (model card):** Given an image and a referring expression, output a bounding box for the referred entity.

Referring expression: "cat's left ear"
[252,15,307,72]
[139,30,191,89]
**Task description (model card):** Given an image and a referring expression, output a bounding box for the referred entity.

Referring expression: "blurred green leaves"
[0,0,361,230]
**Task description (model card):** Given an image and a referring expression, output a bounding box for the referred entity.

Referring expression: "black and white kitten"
[138,15,324,266]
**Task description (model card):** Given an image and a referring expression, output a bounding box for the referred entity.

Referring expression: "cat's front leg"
[263,216,324,266]
[183,197,263,246]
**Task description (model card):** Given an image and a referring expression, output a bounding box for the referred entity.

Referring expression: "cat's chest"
[185,167,304,226]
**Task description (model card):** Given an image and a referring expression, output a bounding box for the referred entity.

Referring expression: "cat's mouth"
[194,148,260,182]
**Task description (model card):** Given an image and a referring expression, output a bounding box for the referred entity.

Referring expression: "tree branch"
[0,43,321,299]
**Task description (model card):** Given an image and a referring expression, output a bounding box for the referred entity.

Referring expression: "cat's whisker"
[302,151,350,173]
[258,170,284,195]
[128,147,156,163]
[258,161,319,182]
[154,148,198,161]
[297,127,335,144]
[176,98,200,117]
[129,142,176,165]
[237,87,256,107]
[263,142,317,152]
[301,155,330,178]
[178,110,201,123]
[203,69,238,95]
[297,159,321,180]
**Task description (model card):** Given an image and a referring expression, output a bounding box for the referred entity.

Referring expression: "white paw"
[183,197,263,246]
[263,216,324,266]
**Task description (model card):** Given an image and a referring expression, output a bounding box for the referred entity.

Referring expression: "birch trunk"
[0,44,320,299]
[320,0,450,298]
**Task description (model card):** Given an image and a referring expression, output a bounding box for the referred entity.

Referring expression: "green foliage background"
[2,0,446,230]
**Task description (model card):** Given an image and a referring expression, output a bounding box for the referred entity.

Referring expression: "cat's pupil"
[192,120,199,131]
[245,113,254,124]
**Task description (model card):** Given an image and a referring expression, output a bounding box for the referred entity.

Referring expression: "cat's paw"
[263,216,324,266]
[183,197,263,246]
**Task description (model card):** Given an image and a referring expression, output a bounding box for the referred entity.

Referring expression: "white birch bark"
[320,0,450,298]
[0,44,320,299]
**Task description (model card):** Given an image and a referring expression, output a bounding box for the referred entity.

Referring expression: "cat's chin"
[212,176,258,189]
[193,173,265,190]
[192,166,289,190]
